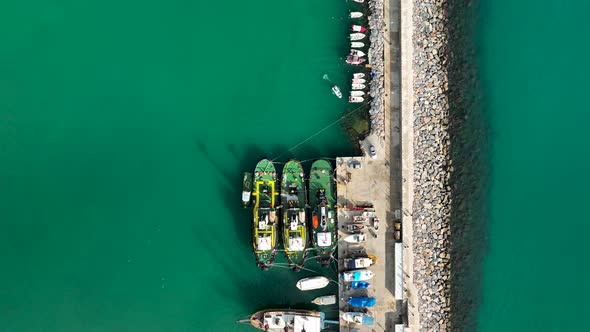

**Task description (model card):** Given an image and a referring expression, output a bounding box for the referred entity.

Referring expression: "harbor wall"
[408,0,487,329]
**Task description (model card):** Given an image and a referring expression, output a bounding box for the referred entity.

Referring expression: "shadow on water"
[445,0,489,330]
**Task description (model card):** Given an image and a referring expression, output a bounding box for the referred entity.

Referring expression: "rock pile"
[411,0,453,330]
[367,0,385,140]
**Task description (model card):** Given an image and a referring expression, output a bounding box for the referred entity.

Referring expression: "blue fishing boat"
[351,281,370,289]
[347,297,376,308]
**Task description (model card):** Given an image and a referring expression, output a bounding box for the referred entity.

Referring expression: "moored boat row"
[245,159,338,271]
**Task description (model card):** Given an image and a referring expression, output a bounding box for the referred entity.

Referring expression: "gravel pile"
[367,0,385,140]
[411,0,453,330]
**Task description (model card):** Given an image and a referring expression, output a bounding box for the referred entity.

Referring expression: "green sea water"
[477,0,590,330]
[0,1,360,331]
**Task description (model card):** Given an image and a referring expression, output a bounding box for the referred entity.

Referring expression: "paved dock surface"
[336,157,398,332]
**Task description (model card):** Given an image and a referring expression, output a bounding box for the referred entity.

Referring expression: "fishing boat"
[350,12,363,19]
[349,96,364,103]
[351,42,365,48]
[349,33,366,41]
[341,269,374,282]
[346,55,366,65]
[353,0,365,3]
[351,83,366,90]
[344,255,377,269]
[252,159,279,270]
[344,224,364,232]
[296,276,330,291]
[352,78,366,84]
[241,309,324,332]
[350,91,365,97]
[344,233,366,242]
[281,160,308,271]
[310,159,337,267]
[351,281,371,289]
[351,25,367,32]
[348,297,376,308]
[353,73,365,79]
[342,312,375,326]
[331,85,342,99]
[312,295,337,306]
[350,49,366,57]
[242,172,253,208]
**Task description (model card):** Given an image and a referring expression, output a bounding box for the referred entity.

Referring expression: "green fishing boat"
[242,172,253,208]
[309,159,337,267]
[281,160,308,271]
[252,159,279,270]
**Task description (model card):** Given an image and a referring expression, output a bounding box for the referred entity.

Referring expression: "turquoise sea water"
[477,0,590,330]
[0,1,359,331]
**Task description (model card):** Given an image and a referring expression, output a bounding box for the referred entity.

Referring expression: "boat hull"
[248,309,323,332]
[281,160,308,271]
[252,159,279,270]
[310,160,337,266]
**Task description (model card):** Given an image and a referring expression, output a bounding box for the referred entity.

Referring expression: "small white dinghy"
[340,269,374,281]
[352,78,366,84]
[351,83,366,90]
[344,233,367,242]
[350,33,366,41]
[296,276,330,291]
[350,49,366,57]
[353,73,365,79]
[332,85,342,98]
[351,42,365,48]
[350,12,363,18]
[350,91,365,97]
[342,312,375,325]
[311,295,337,306]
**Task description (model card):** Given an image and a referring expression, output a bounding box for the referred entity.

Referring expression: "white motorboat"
[350,12,363,18]
[340,269,374,281]
[350,33,366,41]
[353,0,365,3]
[350,91,365,97]
[353,73,365,79]
[352,78,366,84]
[351,25,367,32]
[351,42,365,48]
[351,83,366,90]
[344,232,366,242]
[344,255,377,269]
[346,55,366,65]
[332,85,342,98]
[311,295,337,306]
[350,49,366,57]
[296,276,330,291]
[341,312,375,325]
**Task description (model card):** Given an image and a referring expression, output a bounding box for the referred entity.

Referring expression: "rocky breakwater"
[367,0,385,140]
[411,0,453,330]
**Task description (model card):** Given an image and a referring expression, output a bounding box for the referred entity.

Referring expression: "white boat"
[353,73,365,79]
[351,83,366,90]
[350,91,365,97]
[350,12,363,18]
[344,255,377,269]
[353,0,365,3]
[348,96,365,103]
[311,295,337,306]
[350,33,366,41]
[346,55,366,65]
[351,25,367,33]
[350,49,366,57]
[344,233,367,242]
[340,269,374,281]
[351,42,365,48]
[296,276,330,291]
[352,78,366,84]
[332,85,342,99]
[342,312,375,325]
